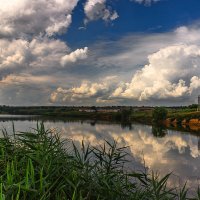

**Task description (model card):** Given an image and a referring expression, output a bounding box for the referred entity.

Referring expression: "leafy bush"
[152,107,168,122]
[188,104,198,109]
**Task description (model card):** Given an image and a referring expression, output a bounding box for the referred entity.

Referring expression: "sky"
[0,0,200,106]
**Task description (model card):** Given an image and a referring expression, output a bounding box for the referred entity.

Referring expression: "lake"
[0,115,200,192]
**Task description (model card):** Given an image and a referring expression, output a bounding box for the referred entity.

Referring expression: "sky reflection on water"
[0,118,200,191]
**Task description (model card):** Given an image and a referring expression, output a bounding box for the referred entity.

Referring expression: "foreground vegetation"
[0,124,200,199]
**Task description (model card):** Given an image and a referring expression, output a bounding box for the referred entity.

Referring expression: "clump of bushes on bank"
[152,107,168,123]
[0,123,200,200]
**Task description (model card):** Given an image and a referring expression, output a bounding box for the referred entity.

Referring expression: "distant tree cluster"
[188,104,198,109]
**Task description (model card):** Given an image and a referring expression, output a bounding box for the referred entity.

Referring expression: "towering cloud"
[112,44,200,100]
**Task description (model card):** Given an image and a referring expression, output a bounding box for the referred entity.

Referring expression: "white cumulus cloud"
[0,0,79,38]
[111,44,200,100]
[84,0,118,23]
[50,76,118,104]
[48,25,200,105]
[0,0,91,105]
[50,81,108,103]
[0,38,89,78]
[61,47,89,66]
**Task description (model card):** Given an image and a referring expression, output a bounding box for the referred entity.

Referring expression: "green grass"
[0,123,199,199]
[131,108,200,124]
[131,110,153,123]
[168,111,200,121]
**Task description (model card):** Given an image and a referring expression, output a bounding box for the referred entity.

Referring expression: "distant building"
[97,109,120,113]
[78,108,120,113]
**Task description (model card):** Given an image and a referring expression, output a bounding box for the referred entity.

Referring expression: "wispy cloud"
[131,0,160,6]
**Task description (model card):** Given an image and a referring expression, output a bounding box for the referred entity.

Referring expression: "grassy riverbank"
[131,108,200,124]
[0,123,200,199]
[0,105,199,124]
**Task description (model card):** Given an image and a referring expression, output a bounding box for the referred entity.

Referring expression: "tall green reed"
[0,123,198,200]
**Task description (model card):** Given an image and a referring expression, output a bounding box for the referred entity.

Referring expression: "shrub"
[152,107,168,123]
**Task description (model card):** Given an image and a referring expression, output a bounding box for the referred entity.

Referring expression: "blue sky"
[66,0,200,47]
[0,0,199,106]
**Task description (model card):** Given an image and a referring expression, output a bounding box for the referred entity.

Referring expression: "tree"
[152,107,168,122]
[188,104,198,109]
[120,108,132,122]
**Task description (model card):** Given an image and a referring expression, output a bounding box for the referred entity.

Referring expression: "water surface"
[0,115,200,192]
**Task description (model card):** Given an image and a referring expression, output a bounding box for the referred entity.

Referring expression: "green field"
[131,107,200,123]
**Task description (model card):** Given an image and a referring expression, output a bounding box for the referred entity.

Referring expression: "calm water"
[0,115,200,191]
